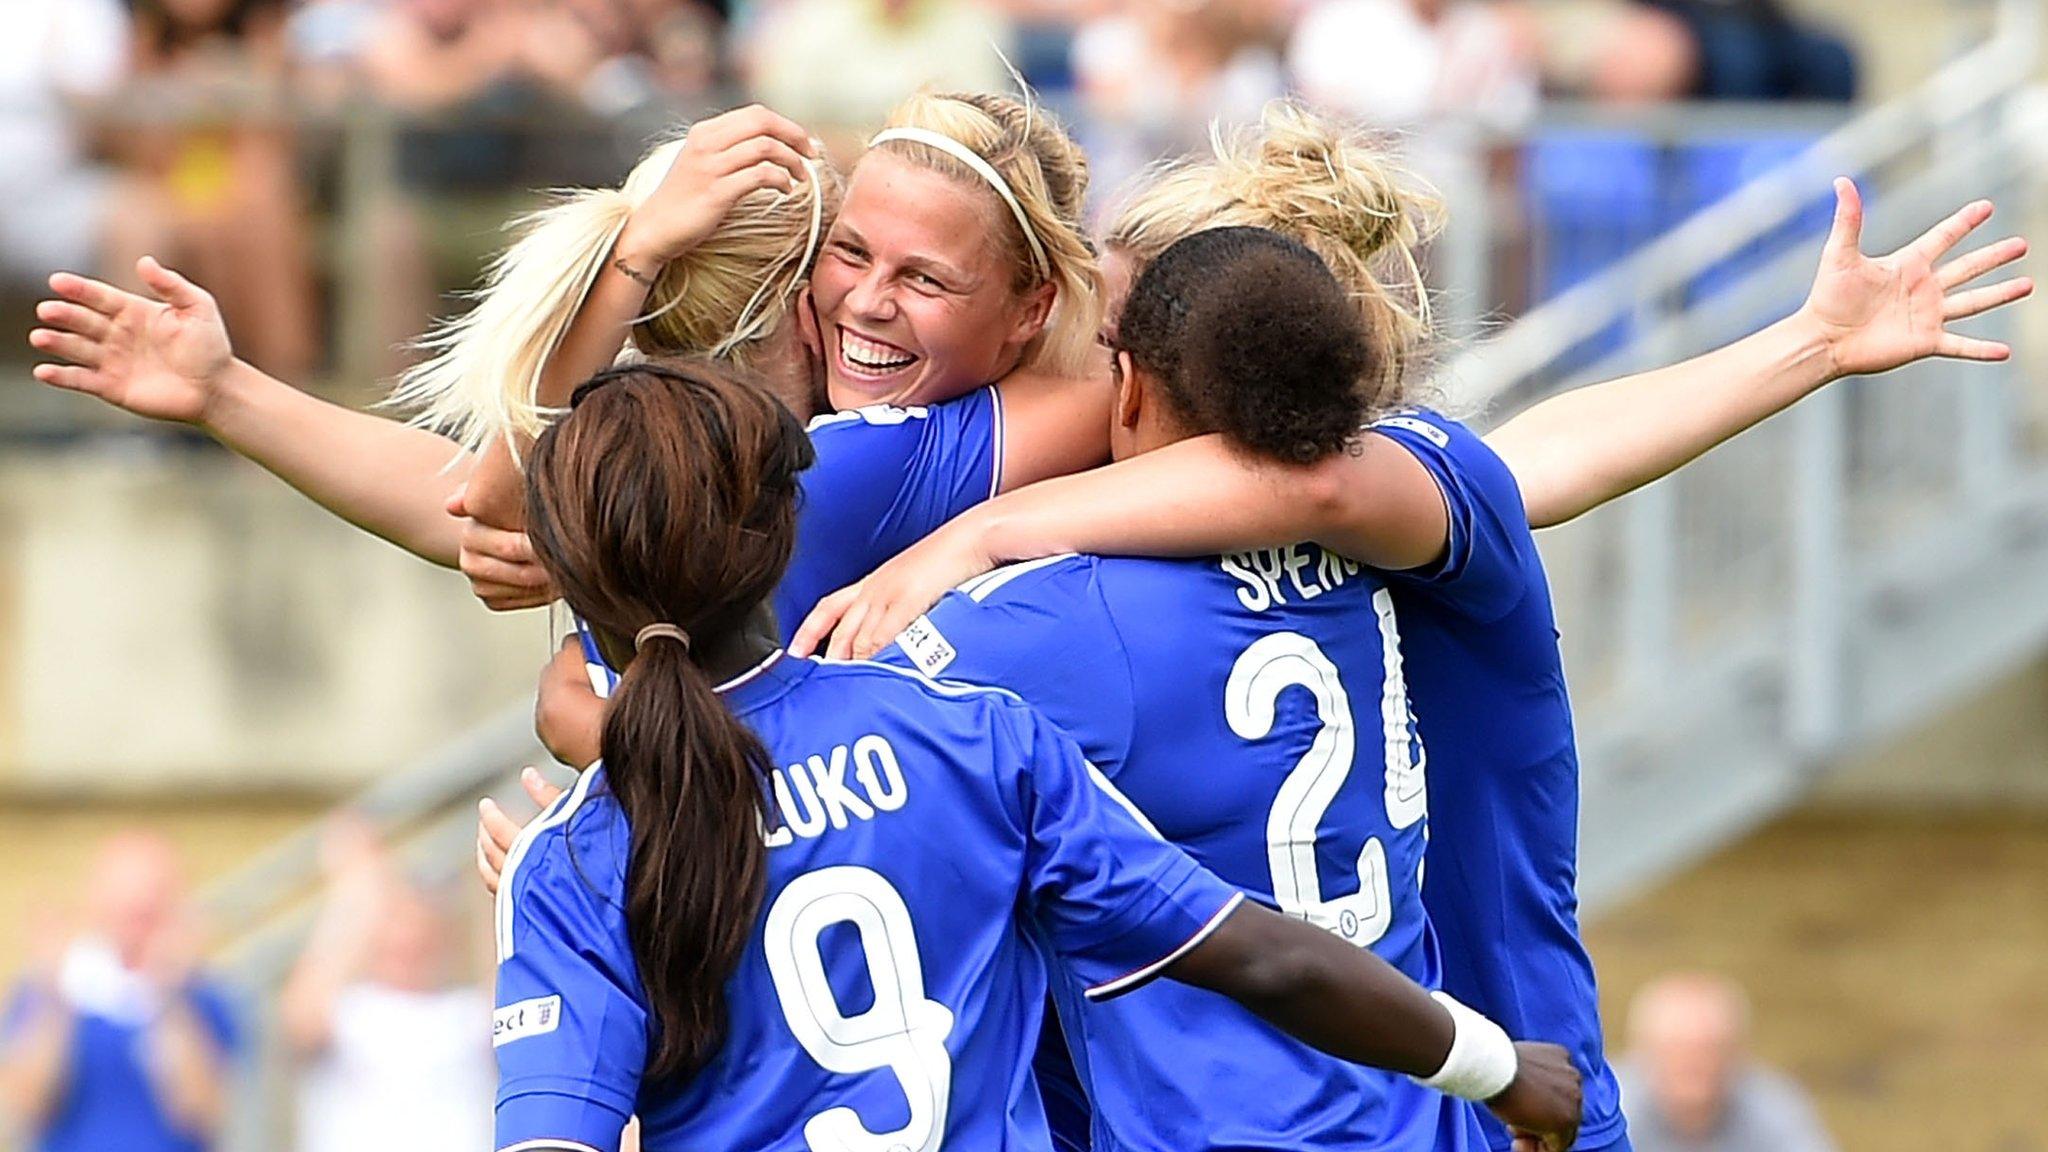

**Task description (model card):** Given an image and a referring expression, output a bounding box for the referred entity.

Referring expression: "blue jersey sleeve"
[493,792,645,1152]
[993,699,1244,1003]
[1370,411,1535,623]
[884,557,1137,773]
[776,389,1003,634]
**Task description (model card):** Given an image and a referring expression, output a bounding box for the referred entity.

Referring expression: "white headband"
[869,127,1051,280]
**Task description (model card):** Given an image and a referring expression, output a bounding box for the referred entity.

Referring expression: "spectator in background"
[742,0,1013,153]
[1639,0,1855,101]
[123,0,321,377]
[1071,0,1287,199]
[1618,973,1837,1152]
[0,0,167,291]
[0,833,241,1152]
[1496,0,1854,104]
[282,817,492,1152]
[1288,0,1538,132]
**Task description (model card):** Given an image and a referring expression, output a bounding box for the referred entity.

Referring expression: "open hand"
[1803,177,2031,378]
[31,258,236,427]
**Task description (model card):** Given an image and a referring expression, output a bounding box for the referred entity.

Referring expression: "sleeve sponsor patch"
[1373,414,1451,448]
[493,994,563,1047]
[896,614,958,676]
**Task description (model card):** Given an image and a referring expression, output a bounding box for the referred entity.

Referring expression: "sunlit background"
[0,1,2044,1150]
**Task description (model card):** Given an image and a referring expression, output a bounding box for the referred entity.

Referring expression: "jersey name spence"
[887,546,1472,1152]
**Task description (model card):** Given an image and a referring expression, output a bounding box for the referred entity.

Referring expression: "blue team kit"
[532,397,1626,1150]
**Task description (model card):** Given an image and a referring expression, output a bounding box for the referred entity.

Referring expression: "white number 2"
[764,866,956,1152]
[1227,595,1426,947]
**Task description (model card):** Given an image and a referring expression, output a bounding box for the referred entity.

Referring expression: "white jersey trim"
[495,765,604,962]
[957,554,1080,602]
[804,401,932,432]
[1083,891,1246,1002]
[715,649,785,695]
[986,384,1006,499]
[497,1140,605,1152]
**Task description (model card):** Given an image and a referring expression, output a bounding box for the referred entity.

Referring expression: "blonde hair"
[871,90,1102,379]
[390,135,842,452]
[1104,100,1444,409]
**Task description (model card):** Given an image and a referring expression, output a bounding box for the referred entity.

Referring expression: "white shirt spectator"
[295,983,495,1152]
[0,0,131,278]
[1288,0,1536,131]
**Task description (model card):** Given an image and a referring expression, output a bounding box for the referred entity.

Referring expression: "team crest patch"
[494,995,563,1047]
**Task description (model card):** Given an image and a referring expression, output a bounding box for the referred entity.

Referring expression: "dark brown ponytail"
[523,358,814,1079]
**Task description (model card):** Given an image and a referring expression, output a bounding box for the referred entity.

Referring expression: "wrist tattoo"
[612,256,657,287]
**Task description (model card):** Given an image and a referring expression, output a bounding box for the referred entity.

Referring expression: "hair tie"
[635,623,692,654]
[869,127,1051,280]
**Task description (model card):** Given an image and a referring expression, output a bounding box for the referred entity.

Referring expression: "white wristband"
[1414,991,1518,1102]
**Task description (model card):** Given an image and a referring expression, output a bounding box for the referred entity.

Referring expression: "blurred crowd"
[0,828,1839,1151]
[4,0,1858,380]
[0,826,494,1152]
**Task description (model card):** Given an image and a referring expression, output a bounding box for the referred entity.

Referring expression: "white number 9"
[764,866,956,1152]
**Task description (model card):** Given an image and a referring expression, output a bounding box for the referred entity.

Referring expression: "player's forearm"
[966,434,1439,571]
[1168,903,1454,1079]
[203,360,473,565]
[534,239,659,409]
[961,435,1330,565]
[0,1003,75,1129]
[1487,310,1836,530]
[148,1000,229,1139]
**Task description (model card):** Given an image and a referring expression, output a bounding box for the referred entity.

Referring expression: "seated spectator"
[1639,0,1855,102]
[1497,0,1854,103]
[282,817,493,1152]
[1617,972,1838,1152]
[0,833,242,1152]
[123,0,321,378]
[1288,0,1538,132]
[0,0,166,291]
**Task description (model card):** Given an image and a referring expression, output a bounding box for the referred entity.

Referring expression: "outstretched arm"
[1489,178,2031,529]
[32,259,475,566]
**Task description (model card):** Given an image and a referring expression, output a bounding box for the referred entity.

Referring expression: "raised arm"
[453,106,819,601]
[1488,178,2031,529]
[32,260,474,566]
[1170,901,1582,1152]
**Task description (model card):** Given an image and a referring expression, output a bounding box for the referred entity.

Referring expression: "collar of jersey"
[716,649,807,712]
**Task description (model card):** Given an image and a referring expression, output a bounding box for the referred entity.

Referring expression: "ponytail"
[600,633,773,1079]
[523,360,813,1079]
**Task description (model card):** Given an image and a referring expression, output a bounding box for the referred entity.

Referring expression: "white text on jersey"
[1221,544,1363,613]
[763,734,909,848]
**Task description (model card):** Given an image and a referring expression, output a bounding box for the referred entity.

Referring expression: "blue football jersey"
[493,653,1242,1152]
[1368,410,1628,1152]
[881,550,1483,1152]
[777,389,1003,639]
[577,389,1002,696]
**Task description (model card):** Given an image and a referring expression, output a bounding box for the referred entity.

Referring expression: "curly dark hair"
[1113,226,1372,465]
